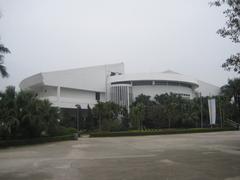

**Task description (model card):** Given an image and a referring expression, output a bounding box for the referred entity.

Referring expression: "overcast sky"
[0,0,239,90]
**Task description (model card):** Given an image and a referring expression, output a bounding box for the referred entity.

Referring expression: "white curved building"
[20,63,220,110]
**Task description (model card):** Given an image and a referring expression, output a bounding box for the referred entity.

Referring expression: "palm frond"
[0,64,9,78]
[0,44,10,54]
[0,55,7,77]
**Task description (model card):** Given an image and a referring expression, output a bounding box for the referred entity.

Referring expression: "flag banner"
[208,98,216,125]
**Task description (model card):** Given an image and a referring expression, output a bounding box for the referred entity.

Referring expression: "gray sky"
[0,0,239,90]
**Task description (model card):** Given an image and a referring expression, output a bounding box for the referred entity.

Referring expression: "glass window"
[168,81,179,86]
[111,81,131,85]
[132,81,152,86]
[155,81,168,85]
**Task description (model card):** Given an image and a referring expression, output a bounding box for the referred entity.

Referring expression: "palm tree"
[0,86,19,137]
[130,103,145,130]
[0,44,10,78]
[85,105,94,131]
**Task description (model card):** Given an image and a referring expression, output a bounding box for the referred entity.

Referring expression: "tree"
[37,99,60,136]
[60,109,75,128]
[85,105,94,131]
[220,79,240,124]
[130,103,145,130]
[78,106,84,130]
[93,102,104,131]
[0,86,60,139]
[133,94,155,129]
[92,102,127,131]
[155,93,182,128]
[0,15,11,78]
[15,90,43,138]
[133,94,154,106]
[0,86,18,138]
[15,90,60,137]
[221,78,240,106]
[0,44,10,78]
[211,0,240,73]
[120,107,130,130]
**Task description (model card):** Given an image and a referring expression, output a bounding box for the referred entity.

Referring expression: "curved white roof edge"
[20,62,125,92]
[109,72,199,88]
[20,72,107,92]
[19,73,44,90]
[40,62,124,75]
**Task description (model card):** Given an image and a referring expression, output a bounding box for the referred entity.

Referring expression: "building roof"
[20,63,124,92]
[109,71,199,88]
[20,63,220,96]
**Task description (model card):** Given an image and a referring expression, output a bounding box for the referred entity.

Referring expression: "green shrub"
[89,128,236,137]
[0,134,76,148]
[53,126,78,136]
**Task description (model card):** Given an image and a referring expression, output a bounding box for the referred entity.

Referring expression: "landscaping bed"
[89,128,237,137]
[0,134,77,148]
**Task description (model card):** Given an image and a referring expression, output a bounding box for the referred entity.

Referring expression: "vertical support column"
[105,65,110,102]
[117,86,119,105]
[57,86,61,107]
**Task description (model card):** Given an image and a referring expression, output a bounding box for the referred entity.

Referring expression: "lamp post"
[199,92,203,128]
[75,104,81,131]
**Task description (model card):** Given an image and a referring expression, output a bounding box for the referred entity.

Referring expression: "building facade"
[20,63,220,110]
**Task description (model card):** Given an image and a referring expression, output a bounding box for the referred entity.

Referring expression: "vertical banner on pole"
[208,98,216,125]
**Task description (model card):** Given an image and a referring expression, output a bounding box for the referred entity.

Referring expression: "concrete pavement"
[0,131,240,180]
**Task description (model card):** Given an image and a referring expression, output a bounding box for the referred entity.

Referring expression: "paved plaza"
[0,131,240,180]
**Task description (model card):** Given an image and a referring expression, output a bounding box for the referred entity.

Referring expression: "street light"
[75,104,81,131]
[198,92,203,128]
[200,93,203,128]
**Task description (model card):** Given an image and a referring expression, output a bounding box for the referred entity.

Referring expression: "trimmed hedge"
[89,128,237,137]
[0,134,77,148]
[54,127,78,136]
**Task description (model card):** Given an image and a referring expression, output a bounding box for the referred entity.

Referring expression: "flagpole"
[200,93,203,128]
